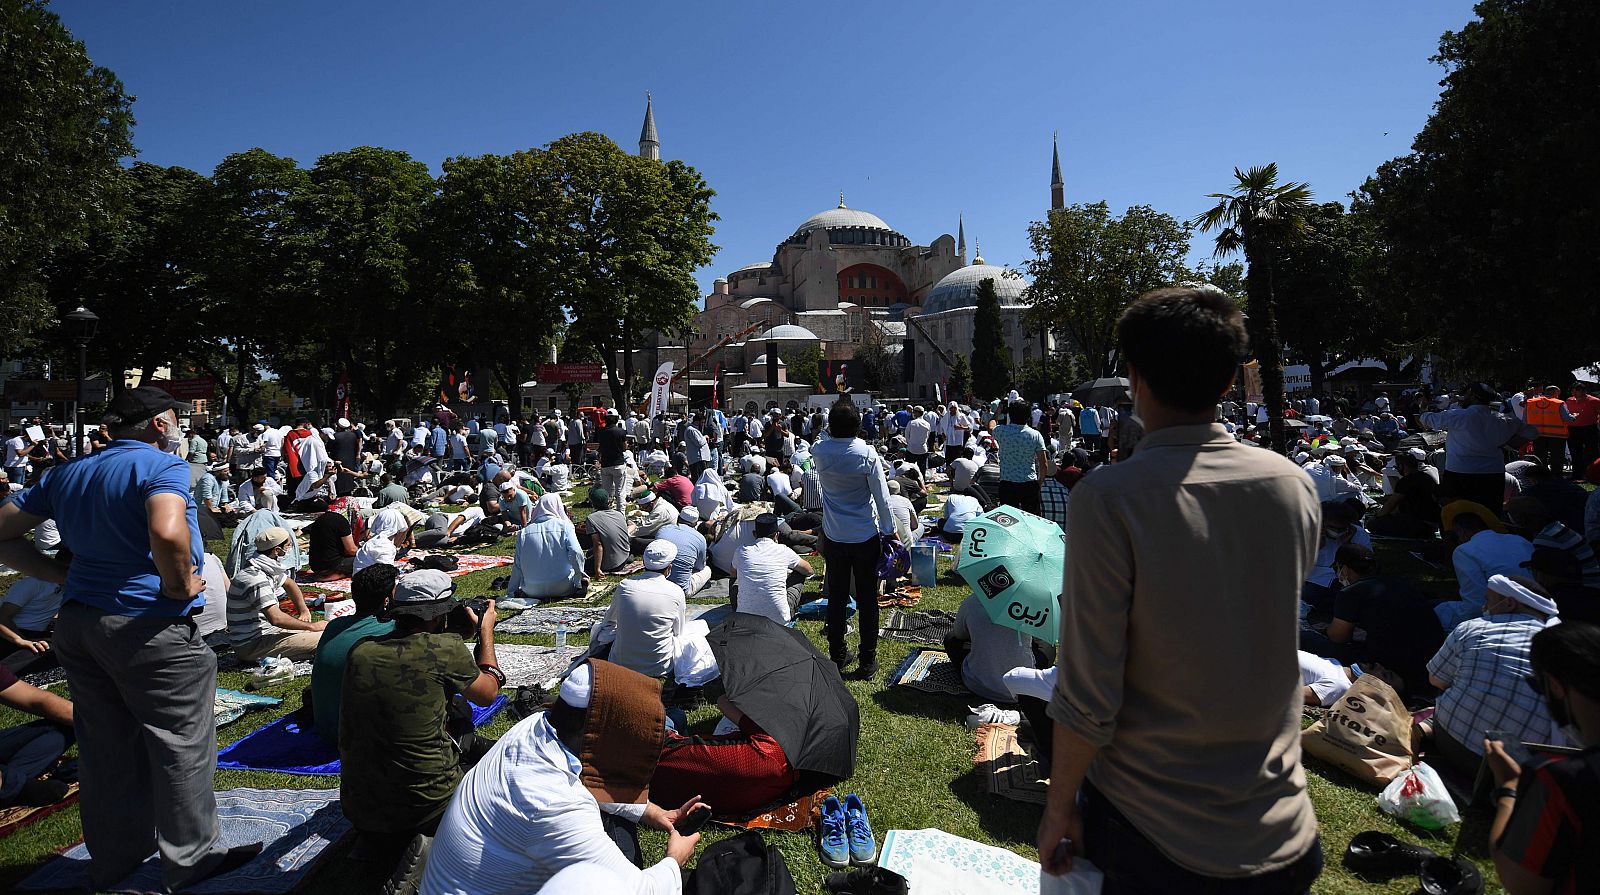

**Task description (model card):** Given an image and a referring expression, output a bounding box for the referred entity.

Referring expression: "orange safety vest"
[1525,396,1569,438]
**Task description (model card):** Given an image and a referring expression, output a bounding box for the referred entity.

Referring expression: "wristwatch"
[1492,786,1518,802]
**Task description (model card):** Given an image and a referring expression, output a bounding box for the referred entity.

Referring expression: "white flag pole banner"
[648,362,675,419]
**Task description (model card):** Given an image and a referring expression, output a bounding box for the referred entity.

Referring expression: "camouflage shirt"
[339,631,479,833]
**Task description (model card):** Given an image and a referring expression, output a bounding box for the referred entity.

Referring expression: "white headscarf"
[532,493,568,523]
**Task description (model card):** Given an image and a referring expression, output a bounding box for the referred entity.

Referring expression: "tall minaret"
[639,93,660,161]
[957,213,966,262]
[1050,132,1064,210]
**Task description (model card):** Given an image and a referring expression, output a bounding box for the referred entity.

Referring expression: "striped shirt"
[1427,613,1551,756]
[1533,522,1600,589]
[226,565,288,646]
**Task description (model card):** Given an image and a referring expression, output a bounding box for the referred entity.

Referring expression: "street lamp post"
[64,307,99,457]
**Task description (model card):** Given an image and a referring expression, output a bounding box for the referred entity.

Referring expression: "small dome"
[733,261,773,274]
[739,297,775,309]
[753,324,820,341]
[750,354,786,366]
[921,263,1031,315]
[713,277,728,285]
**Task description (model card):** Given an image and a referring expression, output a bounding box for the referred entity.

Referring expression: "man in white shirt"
[1435,507,1535,630]
[904,407,934,473]
[259,423,285,478]
[936,403,971,466]
[1297,651,1355,707]
[592,540,686,679]
[1419,382,1536,510]
[732,513,813,625]
[415,506,486,548]
[420,662,703,895]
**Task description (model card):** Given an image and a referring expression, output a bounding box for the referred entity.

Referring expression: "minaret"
[1050,132,1064,210]
[957,213,966,262]
[639,93,660,161]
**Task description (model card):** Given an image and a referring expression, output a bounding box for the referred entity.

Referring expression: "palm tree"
[1190,163,1313,453]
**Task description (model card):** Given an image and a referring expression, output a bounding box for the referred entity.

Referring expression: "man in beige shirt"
[1039,287,1324,892]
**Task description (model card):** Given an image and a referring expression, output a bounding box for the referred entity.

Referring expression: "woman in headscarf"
[505,494,588,602]
[691,468,733,522]
[353,503,421,573]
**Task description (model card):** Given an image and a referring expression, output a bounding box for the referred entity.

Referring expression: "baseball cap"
[254,527,292,553]
[498,480,516,492]
[102,386,187,428]
[386,569,458,620]
[643,539,678,571]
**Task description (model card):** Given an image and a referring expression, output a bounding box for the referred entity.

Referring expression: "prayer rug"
[215,688,282,728]
[887,648,970,696]
[0,784,79,839]
[296,552,512,594]
[795,596,855,620]
[713,788,830,833]
[217,696,506,776]
[972,722,1049,805]
[20,666,66,688]
[687,603,732,627]
[16,787,351,894]
[494,643,587,687]
[879,609,955,645]
[495,606,609,635]
[878,827,1043,895]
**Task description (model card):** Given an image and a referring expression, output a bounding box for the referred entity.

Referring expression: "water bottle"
[555,619,568,649]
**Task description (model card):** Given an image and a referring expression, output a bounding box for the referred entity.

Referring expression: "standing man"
[330,418,362,496]
[0,387,261,891]
[1524,385,1576,477]
[992,400,1051,514]
[596,409,629,511]
[810,400,896,679]
[1039,288,1324,892]
[903,406,933,474]
[1563,382,1599,480]
[1419,383,1537,512]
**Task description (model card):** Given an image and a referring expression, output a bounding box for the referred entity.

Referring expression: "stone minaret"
[958,213,967,263]
[639,93,660,161]
[1050,132,1064,211]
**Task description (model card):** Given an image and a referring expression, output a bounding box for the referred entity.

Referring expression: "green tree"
[947,354,973,405]
[1,0,136,358]
[1356,0,1598,383]
[786,344,823,391]
[850,321,900,393]
[1191,164,1315,452]
[1023,203,1193,378]
[971,278,1011,400]
[541,133,718,407]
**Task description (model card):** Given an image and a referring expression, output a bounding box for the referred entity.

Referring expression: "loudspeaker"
[902,338,916,385]
[766,340,779,388]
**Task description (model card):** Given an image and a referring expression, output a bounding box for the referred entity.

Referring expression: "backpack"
[684,830,795,895]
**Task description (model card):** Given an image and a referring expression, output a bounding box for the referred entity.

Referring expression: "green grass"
[0,487,1508,893]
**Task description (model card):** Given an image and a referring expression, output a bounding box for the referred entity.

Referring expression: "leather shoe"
[1419,855,1484,895]
[1343,831,1438,877]
[824,866,909,894]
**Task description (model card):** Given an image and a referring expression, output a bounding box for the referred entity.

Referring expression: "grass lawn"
[0,486,1509,893]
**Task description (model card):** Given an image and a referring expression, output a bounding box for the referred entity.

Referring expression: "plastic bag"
[877,537,911,580]
[1377,762,1460,830]
[1040,858,1104,895]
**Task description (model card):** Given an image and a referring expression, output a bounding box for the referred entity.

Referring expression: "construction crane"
[902,313,956,368]
[635,319,767,415]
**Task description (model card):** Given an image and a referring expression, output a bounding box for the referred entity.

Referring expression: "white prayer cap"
[1325,455,1348,467]
[1406,447,1428,461]
[677,505,700,524]
[559,663,592,708]
[643,539,678,571]
[1487,574,1559,617]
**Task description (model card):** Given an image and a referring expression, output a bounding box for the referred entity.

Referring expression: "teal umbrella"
[956,504,1065,644]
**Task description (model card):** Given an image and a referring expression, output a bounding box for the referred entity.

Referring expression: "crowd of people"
[0,296,1596,893]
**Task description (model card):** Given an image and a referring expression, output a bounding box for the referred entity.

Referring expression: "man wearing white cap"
[330,417,362,496]
[422,660,704,895]
[592,540,687,680]
[1424,574,1559,778]
[656,505,710,597]
[628,492,675,554]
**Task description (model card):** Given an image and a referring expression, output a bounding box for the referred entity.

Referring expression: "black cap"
[102,386,186,428]
[753,512,780,538]
[1522,545,1582,579]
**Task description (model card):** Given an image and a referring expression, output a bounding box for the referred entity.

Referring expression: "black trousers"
[1532,436,1568,477]
[996,480,1040,514]
[1568,424,1597,479]
[822,534,881,665]
[1439,469,1505,515]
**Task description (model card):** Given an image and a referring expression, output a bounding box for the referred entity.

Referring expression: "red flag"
[711,362,722,409]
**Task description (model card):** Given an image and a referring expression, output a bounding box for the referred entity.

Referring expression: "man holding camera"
[339,569,503,845]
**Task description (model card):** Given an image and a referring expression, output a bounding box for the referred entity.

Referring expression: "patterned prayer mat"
[496,605,609,635]
[886,648,970,696]
[876,584,923,609]
[972,722,1048,805]
[494,643,587,687]
[17,787,350,894]
[713,788,830,833]
[0,783,78,839]
[296,552,512,593]
[218,697,505,776]
[879,827,1044,895]
[879,609,955,645]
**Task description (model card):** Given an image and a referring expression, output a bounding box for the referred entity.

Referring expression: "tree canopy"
[970,278,1011,400]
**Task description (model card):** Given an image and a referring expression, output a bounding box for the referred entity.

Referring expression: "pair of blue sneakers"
[819,793,876,868]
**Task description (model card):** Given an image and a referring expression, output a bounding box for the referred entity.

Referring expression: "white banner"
[647,362,675,419]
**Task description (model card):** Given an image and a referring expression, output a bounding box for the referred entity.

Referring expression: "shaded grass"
[0,485,1506,893]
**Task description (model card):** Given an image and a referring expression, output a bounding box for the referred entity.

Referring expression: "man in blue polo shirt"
[0,387,261,892]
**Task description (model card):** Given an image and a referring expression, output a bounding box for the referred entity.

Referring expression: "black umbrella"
[706,612,860,780]
[1072,377,1131,406]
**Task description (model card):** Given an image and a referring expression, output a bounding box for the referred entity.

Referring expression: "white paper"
[26,426,45,443]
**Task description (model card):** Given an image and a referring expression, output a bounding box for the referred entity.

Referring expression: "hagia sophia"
[653,94,1063,402]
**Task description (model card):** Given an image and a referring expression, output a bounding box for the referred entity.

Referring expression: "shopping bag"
[877,537,911,580]
[1377,762,1460,830]
[1301,673,1413,785]
[1040,859,1104,894]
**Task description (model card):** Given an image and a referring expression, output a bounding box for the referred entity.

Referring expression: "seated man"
[1298,650,1355,707]
[226,527,326,662]
[1367,449,1441,538]
[1522,545,1600,625]
[309,563,398,742]
[627,491,676,555]
[505,494,589,602]
[496,479,532,530]
[1437,504,1535,631]
[650,455,694,509]
[578,488,633,578]
[340,570,502,844]
[591,540,685,681]
[1301,500,1371,612]
[420,661,704,894]
[946,450,994,511]
[414,506,487,549]
[304,507,358,581]
[937,492,983,544]
[1424,574,1557,779]
[657,505,711,598]
[0,660,74,807]
[732,513,813,625]
[372,472,410,509]
[0,547,69,674]
[195,465,244,523]
[1506,496,1600,588]
[943,592,1039,705]
[652,693,800,820]
[1299,543,1442,694]
[236,466,281,513]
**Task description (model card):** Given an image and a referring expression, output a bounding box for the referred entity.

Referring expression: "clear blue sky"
[54,0,1477,297]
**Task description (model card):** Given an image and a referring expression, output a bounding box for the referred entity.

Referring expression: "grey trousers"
[53,602,227,891]
[598,464,628,510]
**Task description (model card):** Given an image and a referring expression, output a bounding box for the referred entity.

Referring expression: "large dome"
[789,201,910,247]
[752,324,820,341]
[921,262,1031,315]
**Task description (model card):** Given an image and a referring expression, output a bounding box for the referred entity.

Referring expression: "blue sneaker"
[844,793,877,866]
[819,795,850,868]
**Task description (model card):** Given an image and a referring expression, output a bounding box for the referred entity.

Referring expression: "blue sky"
[53,0,1477,297]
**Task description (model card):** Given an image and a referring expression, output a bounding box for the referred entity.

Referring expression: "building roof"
[750,354,786,366]
[640,95,659,146]
[752,324,820,341]
[733,261,773,274]
[921,262,1032,315]
[738,297,776,309]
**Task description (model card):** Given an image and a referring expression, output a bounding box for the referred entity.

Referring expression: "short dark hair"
[350,563,398,617]
[1334,543,1377,576]
[829,401,861,439]
[1008,401,1029,424]
[1531,622,1600,702]
[1117,286,1248,413]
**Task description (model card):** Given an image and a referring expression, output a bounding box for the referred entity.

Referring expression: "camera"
[445,597,492,639]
